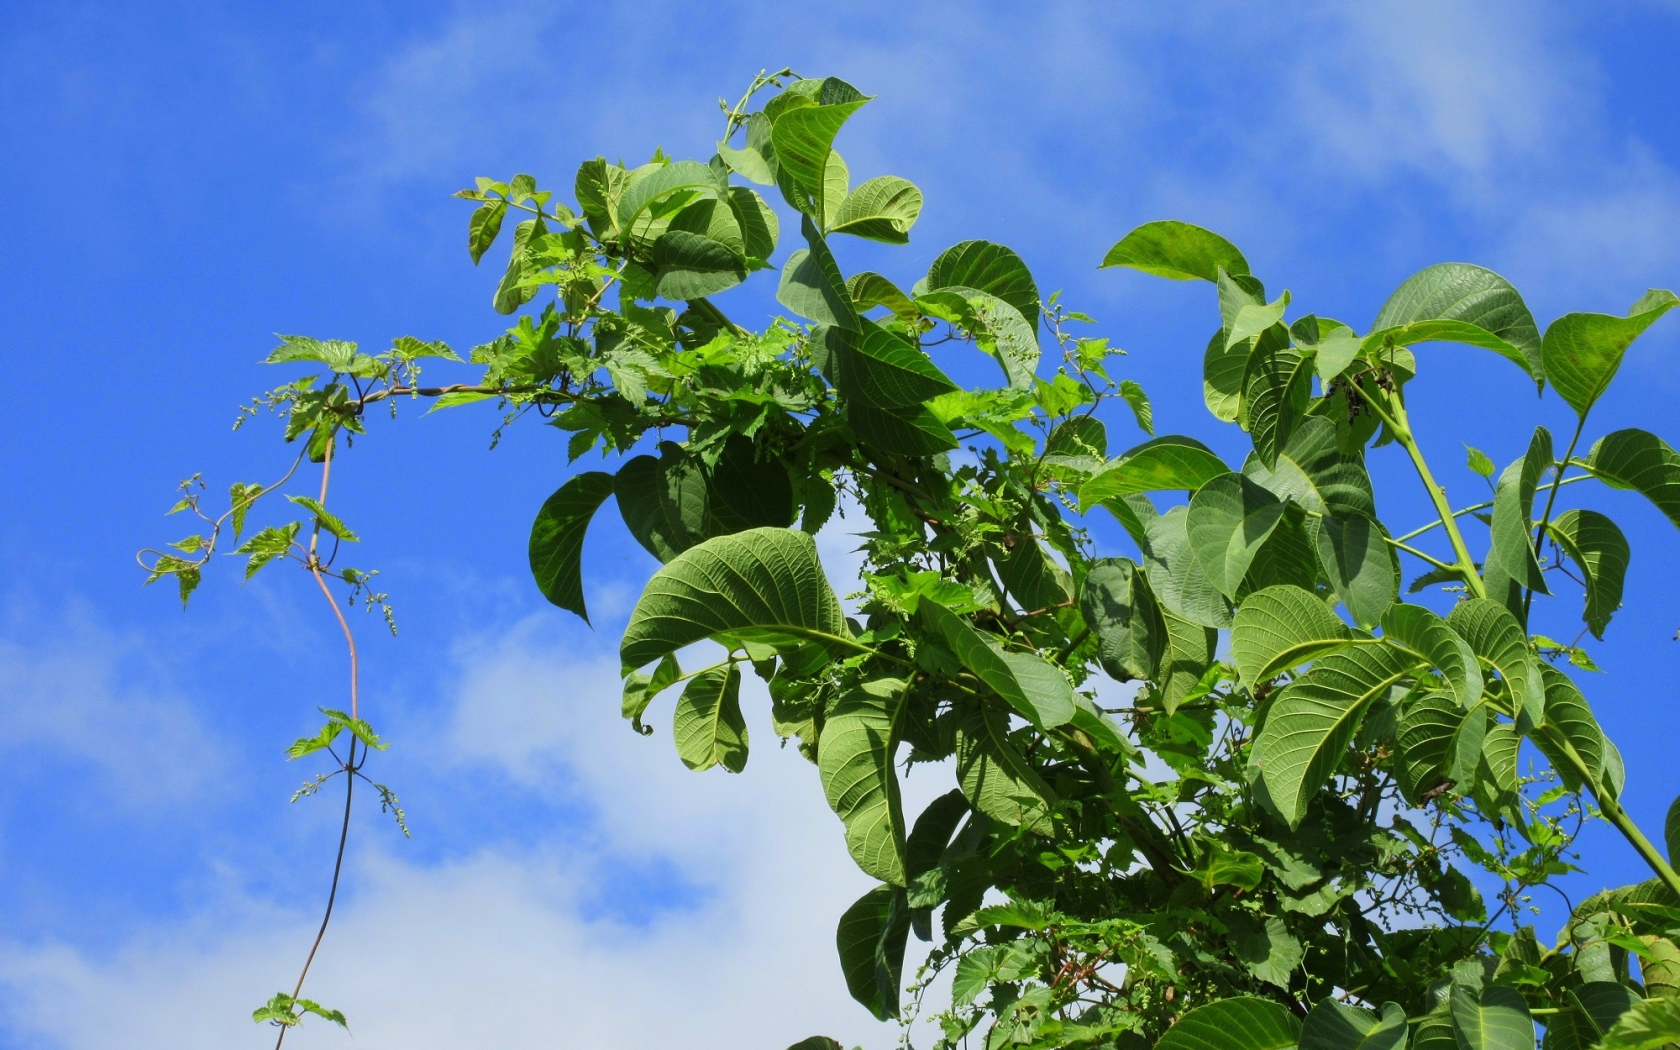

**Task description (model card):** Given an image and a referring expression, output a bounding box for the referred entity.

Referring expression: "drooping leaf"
[999,537,1072,613]
[819,677,909,885]
[1314,512,1399,629]
[1152,996,1302,1050]
[905,789,969,881]
[771,98,870,223]
[1544,983,1644,1050]
[614,443,709,562]
[777,216,859,331]
[1542,288,1677,418]
[1299,998,1408,1050]
[726,186,779,261]
[1119,379,1154,435]
[1668,793,1680,864]
[1079,557,1165,682]
[1142,505,1233,629]
[614,160,720,236]
[1450,984,1533,1050]
[952,702,1057,836]
[1230,915,1304,989]
[1230,584,1352,686]
[1397,691,1486,803]
[1256,642,1424,827]
[467,200,507,264]
[1381,602,1482,710]
[672,664,748,773]
[1100,220,1250,283]
[528,471,614,622]
[620,527,853,674]
[1161,610,1219,714]
[1586,428,1680,531]
[828,176,923,243]
[920,600,1074,728]
[1547,508,1629,639]
[1079,436,1229,507]
[835,883,910,1020]
[1529,665,1608,794]
[1371,263,1543,383]
[1473,721,1522,818]
[1447,599,1544,734]
[1487,427,1553,595]
[830,318,957,408]
[494,215,548,314]
[621,653,680,733]
[1186,472,1288,599]
[846,271,919,325]
[923,240,1041,335]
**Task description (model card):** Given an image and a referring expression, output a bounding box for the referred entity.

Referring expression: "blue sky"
[2,2,1680,1047]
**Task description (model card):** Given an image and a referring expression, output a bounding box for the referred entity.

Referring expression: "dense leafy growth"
[145,71,1680,1050]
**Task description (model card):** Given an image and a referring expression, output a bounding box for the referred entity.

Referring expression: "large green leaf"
[614,160,720,237]
[1162,610,1219,714]
[1529,665,1608,795]
[1371,263,1543,383]
[1450,984,1533,1050]
[1079,436,1229,507]
[1143,505,1234,629]
[1488,427,1553,595]
[1187,472,1288,598]
[725,186,778,262]
[831,318,957,408]
[777,215,858,331]
[905,789,969,881]
[828,176,923,243]
[672,664,748,773]
[1543,983,1644,1050]
[819,677,909,885]
[614,444,709,562]
[835,883,910,1020]
[1542,289,1678,417]
[650,230,747,300]
[1473,721,1522,818]
[952,702,1057,835]
[1101,220,1250,283]
[1381,603,1482,710]
[1241,335,1314,468]
[620,527,853,673]
[1314,512,1398,629]
[1299,998,1408,1050]
[999,537,1072,613]
[1079,557,1165,682]
[1589,991,1680,1050]
[528,471,613,623]
[1547,508,1629,638]
[1244,416,1377,521]
[846,400,959,456]
[920,600,1075,727]
[923,239,1041,335]
[708,435,796,532]
[1231,584,1353,686]
[1256,642,1424,827]
[772,99,870,223]
[1153,996,1302,1050]
[1397,691,1487,803]
[1586,428,1680,531]
[1447,599,1544,734]
[1203,328,1249,423]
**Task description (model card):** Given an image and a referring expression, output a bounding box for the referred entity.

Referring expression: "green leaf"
[672,664,748,773]
[1256,642,1424,827]
[1467,444,1497,480]
[905,789,969,880]
[1447,598,1545,734]
[771,99,870,222]
[820,677,910,885]
[1548,508,1629,639]
[1591,988,1680,1049]
[1161,610,1219,714]
[1245,416,1378,521]
[614,160,719,236]
[286,719,343,760]
[1118,379,1154,435]
[1242,335,1314,468]
[1585,429,1680,531]
[1450,984,1532,1050]
[777,215,859,331]
[1371,263,1543,383]
[835,883,909,1020]
[1309,325,1364,386]
[708,435,796,532]
[1488,427,1553,595]
[1204,328,1250,422]
[999,537,1072,613]
[1101,221,1250,282]
[923,239,1041,335]
[828,176,923,243]
[528,471,614,623]
[235,522,301,581]
[1529,665,1608,794]
[1314,512,1398,629]
[467,200,507,264]
[1079,557,1165,682]
[620,527,853,674]
[1397,691,1486,803]
[494,217,547,315]
[650,230,747,300]
[830,318,957,408]
[1230,584,1352,686]
[621,653,680,733]
[1142,505,1233,629]
[726,186,779,261]
[919,600,1074,728]
[1186,472,1288,599]
[1228,290,1291,351]
[1542,983,1645,1050]
[1668,793,1680,864]
[286,495,358,542]
[1231,915,1304,989]
[784,1039,843,1050]
[953,702,1057,835]
[1381,602,1482,710]
[1542,288,1677,417]
[1473,721,1521,818]
[614,443,709,563]
[846,271,919,325]
[1079,436,1229,507]
[1152,996,1302,1050]
[1300,999,1408,1050]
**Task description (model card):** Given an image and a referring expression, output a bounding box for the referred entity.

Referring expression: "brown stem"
[274,740,357,1050]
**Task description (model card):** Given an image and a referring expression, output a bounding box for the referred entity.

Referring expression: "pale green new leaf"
[1585,429,1680,531]
[1256,642,1424,827]
[819,677,909,885]
[1119,379,1154,435]
[1230,584,1352,686]
[1548,508,1629,639]
[621,653,680,732]
[1299,998,1408,1050]
[846,271,919,325]
[1186,471,1288,598]
[828,176,923,243]
[528,471,614,623]
[287,495,358,542]
[620,527,853,673]
[1542,288,1677,417]
[672,664,748,773]
[1228,291,1291,350]
[1371,263,1543,383]
[1100,220,1250,283]
[771,100,870,222]
[1447,599,1544,734]
[1079,436,1229,507]
[1153,996,1302,1050]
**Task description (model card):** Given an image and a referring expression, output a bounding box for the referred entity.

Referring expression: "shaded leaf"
[1186,472,1288,599]
[528,471,614,622]
[835,884,910,1020]
[1153,997,1302,1050]
[820,677,909,885]
[1314,512,1399,629]
[1447,599,1544,734]
[953,702,1057,835]
[1300,998,1408,1050]
[1548,508,1629,639]
[924,239,1041,335]
[1080,436,1229,507]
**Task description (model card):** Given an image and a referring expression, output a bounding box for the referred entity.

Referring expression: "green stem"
[1525,417,1588,620]
[1546,728,1680,899]
[1393,473,1594,544]
[1386,537,1457,572]
[1366,389,1487,600]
